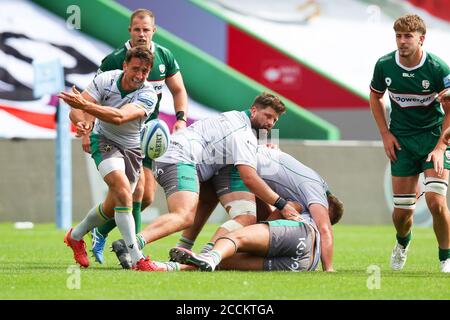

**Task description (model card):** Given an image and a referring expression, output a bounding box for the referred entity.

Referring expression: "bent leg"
[218,253,264,271]
[209,191,256,243]
[392,175,419,238]
[139,191,199,244]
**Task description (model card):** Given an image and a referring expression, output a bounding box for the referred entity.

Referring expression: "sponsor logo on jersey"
[385,77,392,86]
[388,92,437,108]
[137,94,155,107]
[149,80,164,94]
[402,72,414,78]
[159,64,165,74]
[422,80,430,89]
[444,74,450,88]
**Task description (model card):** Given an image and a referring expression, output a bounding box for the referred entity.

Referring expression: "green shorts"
[392,127,450,176]
[153,161,199,197]
[212,165,250,197]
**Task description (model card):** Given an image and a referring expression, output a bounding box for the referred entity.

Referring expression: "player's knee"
[114,186,133,205]
[223,200,256,219]
[179,210,196,229]
[424,177,448,197]
[393,194,416,210]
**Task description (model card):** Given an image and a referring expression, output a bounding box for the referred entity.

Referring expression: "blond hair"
[393,14,426,35]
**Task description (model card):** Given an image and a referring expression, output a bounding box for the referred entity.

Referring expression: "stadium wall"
[31,0,339,140]
[1,139,438,226]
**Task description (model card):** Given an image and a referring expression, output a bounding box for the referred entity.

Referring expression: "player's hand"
[172,119,187,132]
[381,131,401,162]
[81,134,91,154]
[58,86,87,110]
[75,121,92,137]
[280,203,304,221]
[426,146,446,177]
[437,88,450,103]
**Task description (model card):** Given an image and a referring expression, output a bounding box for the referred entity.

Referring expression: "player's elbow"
[110,115,126,125]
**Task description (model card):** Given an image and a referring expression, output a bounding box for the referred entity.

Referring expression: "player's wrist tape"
[176,111,186,122]
[274,197,287,210]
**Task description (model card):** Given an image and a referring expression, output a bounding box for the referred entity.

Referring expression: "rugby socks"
[396,231,412,248]
[136,234,146,250]
[177,236,194,250]
[114,206,143,264]
[94,201,143,237]
[206,250,222,268]
[200,242,215,254]
[72,203,109,241]
[132,202,142,233]
[439,248,450,261]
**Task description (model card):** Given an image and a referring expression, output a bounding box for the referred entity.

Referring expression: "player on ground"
[369,14,450,272]
[87,9,188,264]
[61,46,159,271]
[170,146,343,272]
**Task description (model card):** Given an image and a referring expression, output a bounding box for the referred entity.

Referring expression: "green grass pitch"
[1,223,450,300]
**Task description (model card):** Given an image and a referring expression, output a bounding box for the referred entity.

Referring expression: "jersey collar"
[395,50,427,71]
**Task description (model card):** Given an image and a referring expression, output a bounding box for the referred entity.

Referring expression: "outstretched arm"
[237,164,300,220]
[309,203,334,272]
[60,86,146,125]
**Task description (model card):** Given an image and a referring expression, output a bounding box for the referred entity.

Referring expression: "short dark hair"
[125,45,154,67]
[130,8,155,26]
[253,92,286,114]
[327,192,344,225]
[394,14,426,35]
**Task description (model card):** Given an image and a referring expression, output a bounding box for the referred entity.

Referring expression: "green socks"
[439,248,450,261]
[396,231,412,248]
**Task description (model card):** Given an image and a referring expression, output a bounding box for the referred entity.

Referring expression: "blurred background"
[1,0,449,227]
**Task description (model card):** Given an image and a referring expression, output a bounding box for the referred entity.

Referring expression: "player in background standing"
[369,14,450,272]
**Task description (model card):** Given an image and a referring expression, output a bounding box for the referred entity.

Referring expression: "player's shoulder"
[153,41,175,60]
[424,51,449,69]
[376,51,396,65]
[100,45,127,71]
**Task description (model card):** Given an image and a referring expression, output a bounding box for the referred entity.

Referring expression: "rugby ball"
[141,119,170,159]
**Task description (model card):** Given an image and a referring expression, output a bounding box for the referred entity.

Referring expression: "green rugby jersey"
[98,40,180,118]
[370,50,450,136]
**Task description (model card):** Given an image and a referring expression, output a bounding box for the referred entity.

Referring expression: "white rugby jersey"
[159,110,258,181]
[256,146,329,211]
[256,146,326,270]
[85,70,157,148]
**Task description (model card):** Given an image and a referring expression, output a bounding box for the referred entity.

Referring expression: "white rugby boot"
[440,259,450,273]
[390,243,409,271]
